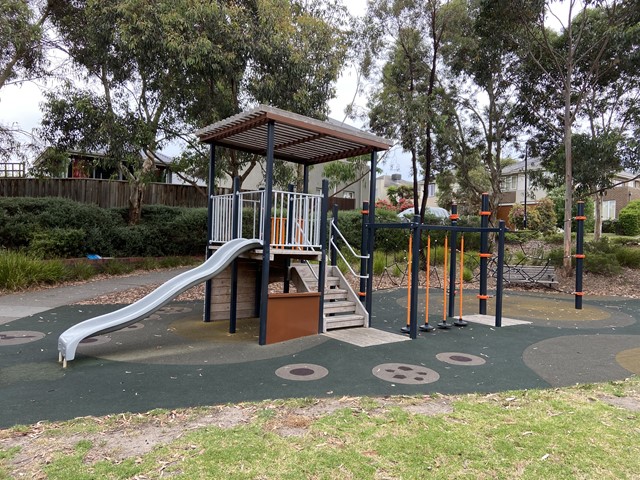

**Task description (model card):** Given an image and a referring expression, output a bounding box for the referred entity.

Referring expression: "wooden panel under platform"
[209,259,258,321]
[266,292,321,344]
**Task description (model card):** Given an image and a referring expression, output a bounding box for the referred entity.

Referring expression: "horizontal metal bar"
[367,222,505,233]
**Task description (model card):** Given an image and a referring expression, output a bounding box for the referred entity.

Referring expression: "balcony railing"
[211,190,323,250]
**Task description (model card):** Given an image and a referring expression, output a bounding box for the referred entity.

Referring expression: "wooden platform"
[209,245,321,261]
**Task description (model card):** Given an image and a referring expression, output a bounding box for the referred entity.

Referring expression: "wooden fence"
[0,178,208,209]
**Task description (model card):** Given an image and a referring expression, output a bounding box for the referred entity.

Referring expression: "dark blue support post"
[330,204,339,266]
[204,143,216,322]
[409,215,421,339]
[318,180,329,332]
[495,220,506,327]
[303,165,309,194]
[447,204,459,319]
[359,201,369,305]
[229,176,240,333]
[365,152,377,318]
[284,184,295,294]
[258,121,275,345]
[575,201,585,309]
[478,193,490,315]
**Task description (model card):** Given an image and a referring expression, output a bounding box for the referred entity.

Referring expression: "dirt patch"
[599,394,640,412]
[1,406,254,478]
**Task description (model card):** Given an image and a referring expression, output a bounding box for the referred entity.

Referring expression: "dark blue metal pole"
[495,220,506,327]
[229,176,240,333]
[318,180,329,332]
[365,152,377,318]
[258,121,275,345]
[409,215,420,339]
[575,201,585,309]
[479,193,490,315]
[441,204,458,327]
[204,143,216,323]
[359,201,369,306]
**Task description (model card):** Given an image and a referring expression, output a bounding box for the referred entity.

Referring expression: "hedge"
[0,197,207,258]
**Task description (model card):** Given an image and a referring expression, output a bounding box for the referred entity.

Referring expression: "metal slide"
[58,238,262,366]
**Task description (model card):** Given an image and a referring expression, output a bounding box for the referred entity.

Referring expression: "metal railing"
[330,218,369,279]
[210,189,322,250]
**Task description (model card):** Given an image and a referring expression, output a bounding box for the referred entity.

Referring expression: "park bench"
[502,264,558,287]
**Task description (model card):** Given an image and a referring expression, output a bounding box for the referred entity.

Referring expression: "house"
[375,173,440,209]
[0,163,25,178]
[496,158,640,226]
[33,149,175,184]
[497,159,548,224]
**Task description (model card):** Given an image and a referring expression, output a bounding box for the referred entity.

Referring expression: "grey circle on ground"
[372,363,439,385]
[436,352,486,366]
[0,331,46,346]
[275,363,328,381]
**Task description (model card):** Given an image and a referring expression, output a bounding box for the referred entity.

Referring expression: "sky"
[1,0,571,181]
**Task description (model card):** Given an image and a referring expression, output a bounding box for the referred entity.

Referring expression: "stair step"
[324,301,356,315]
[324,289,348,300]
[326,276,340,287]
[326,314,365,330]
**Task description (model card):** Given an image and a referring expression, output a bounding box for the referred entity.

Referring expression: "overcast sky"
[1,0,571,181]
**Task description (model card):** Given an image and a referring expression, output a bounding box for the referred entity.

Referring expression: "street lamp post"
[523,145,528,229]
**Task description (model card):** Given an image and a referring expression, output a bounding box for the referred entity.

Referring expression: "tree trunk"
[563,104,573,275]
[594,192,602,241]
[128,180,145,225]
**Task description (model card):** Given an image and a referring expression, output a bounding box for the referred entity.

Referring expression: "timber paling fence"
[0,178,208,209]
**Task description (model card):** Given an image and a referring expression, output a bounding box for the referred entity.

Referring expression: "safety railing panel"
[210,190,322,250]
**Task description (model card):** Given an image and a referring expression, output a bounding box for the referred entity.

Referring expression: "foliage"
[386,184,413,207]
[585,253,622,276]
[534,197,558,235]
[618,200,640,236]
[508,203,539,231]
[0,197,207,258]
[0,250,67,290]
[548,187,595,232]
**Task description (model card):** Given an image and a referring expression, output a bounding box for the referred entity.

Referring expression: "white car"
[397,206,450,221]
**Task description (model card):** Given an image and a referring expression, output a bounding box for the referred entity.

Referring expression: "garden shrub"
[585,252,621,275]
[615,247,640,268]
[0,197,207,258]
[618,200,640,236]
[30,228,86,259]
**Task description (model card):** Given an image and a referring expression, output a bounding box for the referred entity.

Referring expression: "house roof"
[195,105,393,165]
[501,158,543,175]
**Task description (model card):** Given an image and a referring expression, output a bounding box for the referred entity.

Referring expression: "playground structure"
[57,105,587,365]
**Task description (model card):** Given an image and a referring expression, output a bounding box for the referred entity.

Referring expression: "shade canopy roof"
[196,105,392,165]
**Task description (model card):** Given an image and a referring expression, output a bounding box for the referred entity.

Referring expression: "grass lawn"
[1,378,638,479]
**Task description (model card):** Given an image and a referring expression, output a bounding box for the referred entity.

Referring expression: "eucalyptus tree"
[365,0,461,222]
[440,0,535,219]
[40,0,349,223]
[514,0,631,271]
[0,0,52,158]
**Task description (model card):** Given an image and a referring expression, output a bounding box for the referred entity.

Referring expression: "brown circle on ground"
[372,363,439,385]
[616,347,640,375]
[436,352,486,366]
[0,331,46,346]
[275,364,328,381]
[79,335,111,346]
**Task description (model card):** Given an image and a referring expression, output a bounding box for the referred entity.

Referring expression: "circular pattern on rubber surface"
[275,363,329,381]
[436,352,486,366]
[372,363,439,385]
[0,331,46,346]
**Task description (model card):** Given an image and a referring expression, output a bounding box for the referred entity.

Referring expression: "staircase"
[290,263,368,332]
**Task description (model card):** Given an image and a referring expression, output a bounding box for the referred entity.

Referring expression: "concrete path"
[0,267,190,324]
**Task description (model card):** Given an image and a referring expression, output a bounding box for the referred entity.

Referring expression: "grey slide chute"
[58,238,262,366]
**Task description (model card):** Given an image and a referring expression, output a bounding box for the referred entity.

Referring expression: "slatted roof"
[195,105,392,165]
